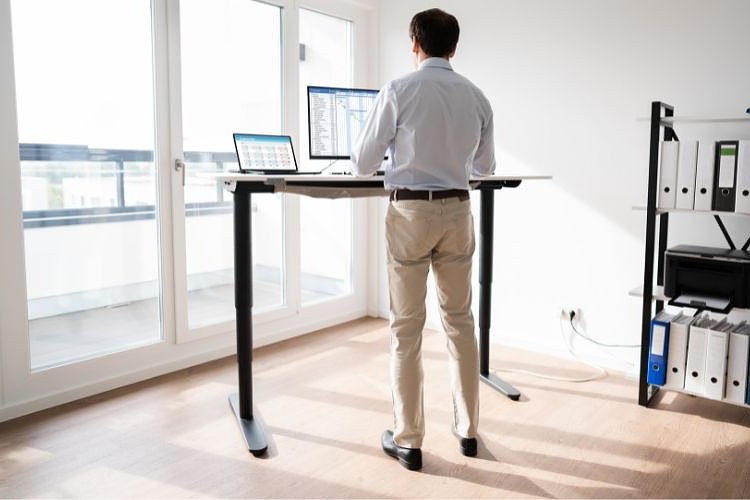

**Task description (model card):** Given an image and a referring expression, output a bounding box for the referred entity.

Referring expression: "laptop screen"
[233,133,299,173]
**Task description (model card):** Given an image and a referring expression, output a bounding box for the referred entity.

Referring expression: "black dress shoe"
[381,430,422,471]
[458,436,478,457]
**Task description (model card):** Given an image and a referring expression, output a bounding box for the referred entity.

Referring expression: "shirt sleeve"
[351,83,397,176]
[471,107,496,178]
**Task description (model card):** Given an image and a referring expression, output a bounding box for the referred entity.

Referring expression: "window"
[11,0,161,370]
[0,0,373,414]
[178,0,285,329]
[299,8,354,305]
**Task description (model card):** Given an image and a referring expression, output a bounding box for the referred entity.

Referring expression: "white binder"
[675,141,698,209]
[664,313,694,390]
[734,140,750,214]
[658,141,679,209]
[684,316,721,394]
[694,141,715,211]
[704,321,732,400]
[725,325,750,404]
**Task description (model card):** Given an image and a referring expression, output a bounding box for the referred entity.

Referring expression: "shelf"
[662,116,750,124]
[632,206,750,217]
[630,286,740,312]
[629,285,668,302]
[655,385,750,410]
[637,115,750,124]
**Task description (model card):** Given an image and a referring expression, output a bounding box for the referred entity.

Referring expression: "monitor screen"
[307,86,379,160]
[232,133,298,173]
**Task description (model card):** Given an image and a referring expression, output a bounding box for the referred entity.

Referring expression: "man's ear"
[411,36,420,55]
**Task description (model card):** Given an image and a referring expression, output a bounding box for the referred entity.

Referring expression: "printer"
[664,245,750,311]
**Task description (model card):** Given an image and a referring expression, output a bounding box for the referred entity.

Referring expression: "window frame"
[0,0,378,422]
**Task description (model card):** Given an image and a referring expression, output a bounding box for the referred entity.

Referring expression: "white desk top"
[205,172,552,183]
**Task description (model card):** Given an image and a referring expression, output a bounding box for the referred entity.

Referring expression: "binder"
[704,320,733,400]
[713,141,739,212]
[725,324,750,404]
[664,313,695,390]
[734,140,750,214]
[647,310,674,386]
[684,316,723,394]
[658,141,679,209]
[675,141,698,209]
[694,141,715,211]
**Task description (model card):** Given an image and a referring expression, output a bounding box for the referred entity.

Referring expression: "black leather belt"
[390,189,469,201]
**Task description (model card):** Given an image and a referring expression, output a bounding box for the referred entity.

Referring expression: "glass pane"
[299,9,354,304]
[11,0,161,370]
[179,0,284,329]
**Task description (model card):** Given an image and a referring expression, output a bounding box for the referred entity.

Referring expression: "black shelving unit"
[638,101,750,407]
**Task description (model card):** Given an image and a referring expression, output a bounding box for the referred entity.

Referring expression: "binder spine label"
[718,145,738,187]
[651,326,666,356]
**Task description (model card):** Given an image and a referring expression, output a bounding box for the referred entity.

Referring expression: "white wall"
[376,0,750,370]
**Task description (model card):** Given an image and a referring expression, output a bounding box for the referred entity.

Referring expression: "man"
[351,8,495,471]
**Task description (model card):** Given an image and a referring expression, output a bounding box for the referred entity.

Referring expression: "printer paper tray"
[669,293,732,313]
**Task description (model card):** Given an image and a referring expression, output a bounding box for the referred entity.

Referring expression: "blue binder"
[647,312,672,386]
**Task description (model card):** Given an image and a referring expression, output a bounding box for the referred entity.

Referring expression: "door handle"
[174,159,186,186]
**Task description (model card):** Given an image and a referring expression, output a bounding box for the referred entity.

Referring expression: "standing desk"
[214,173,550,456]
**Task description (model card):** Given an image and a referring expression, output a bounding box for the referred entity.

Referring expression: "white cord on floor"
[491,316,608,383]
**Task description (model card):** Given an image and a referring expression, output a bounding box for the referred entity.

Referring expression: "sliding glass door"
[174,0,285,338]
[0,0,374,418]
[298,8,354,306]
[11,0,162,370]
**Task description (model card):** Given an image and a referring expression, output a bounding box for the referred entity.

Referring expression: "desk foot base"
[229,393,268,456]
[481,373,521,401]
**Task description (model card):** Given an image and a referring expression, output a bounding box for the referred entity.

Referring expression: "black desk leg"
[229,188,268,456]
[478,188,521,400]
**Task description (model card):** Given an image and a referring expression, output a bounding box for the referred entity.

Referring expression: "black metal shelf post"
[639,101,675,406]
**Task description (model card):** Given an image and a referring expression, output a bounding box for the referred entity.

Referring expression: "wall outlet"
[560,307,581,322]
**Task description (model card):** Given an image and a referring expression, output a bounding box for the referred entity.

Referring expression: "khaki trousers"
[385,196,479,449]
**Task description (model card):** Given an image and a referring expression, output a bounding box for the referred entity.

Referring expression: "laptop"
[233,133,305,174]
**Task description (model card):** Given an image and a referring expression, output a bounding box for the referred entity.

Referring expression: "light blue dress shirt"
[351,57,495,190]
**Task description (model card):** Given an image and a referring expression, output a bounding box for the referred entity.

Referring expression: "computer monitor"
[307,86,379,160]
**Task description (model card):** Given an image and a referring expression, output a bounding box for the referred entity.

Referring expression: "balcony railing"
[20,143,236,228]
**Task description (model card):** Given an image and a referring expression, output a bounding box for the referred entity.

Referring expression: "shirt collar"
[418,57,453,71]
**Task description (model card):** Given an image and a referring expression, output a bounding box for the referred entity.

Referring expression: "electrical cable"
[491,313,608,383]
[566,312,637,370]
[554,314,609,381]
[493,366,606,383]
[319,159,340,173]
[567,311,640,348]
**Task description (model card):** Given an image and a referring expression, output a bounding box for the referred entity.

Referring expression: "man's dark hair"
[409,8,459,58]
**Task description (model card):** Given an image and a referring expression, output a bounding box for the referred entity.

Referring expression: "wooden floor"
[2,317,750,498]
[29,280,326,369]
